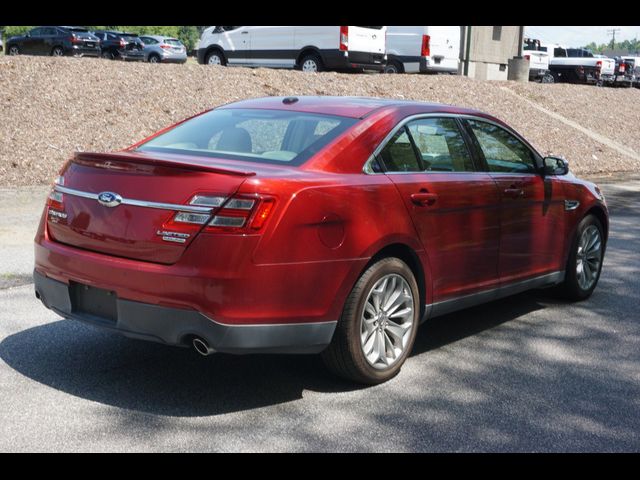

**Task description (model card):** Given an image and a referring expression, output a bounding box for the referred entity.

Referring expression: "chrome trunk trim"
[54,185,214,213]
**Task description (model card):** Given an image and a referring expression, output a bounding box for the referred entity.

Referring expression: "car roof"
[95,30,137,36]
[220,96,491,120]
[142,35,170,40]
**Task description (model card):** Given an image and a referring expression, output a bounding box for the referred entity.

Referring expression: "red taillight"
[620,64,626,73]
[160,44,172,50]
[47,176,65,212]
[165,193,276,234]
[339,26,349,51]
[596,60,602,70]
[119,39,126,48]
[47,190,64,211]
[524,54,530,61]
[250,198,275,230]
[421,34,430,57]
[70,35,82,44]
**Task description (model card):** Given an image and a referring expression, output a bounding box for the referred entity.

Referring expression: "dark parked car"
[91,30,145,61]
[35,96,609,384]
[5,26,100,57]
[611,57,637,87]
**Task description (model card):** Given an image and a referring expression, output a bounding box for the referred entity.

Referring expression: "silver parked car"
[139,35,187,64]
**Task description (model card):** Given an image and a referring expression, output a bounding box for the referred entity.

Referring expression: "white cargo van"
[196,26,387,72]
[384,26,460,74]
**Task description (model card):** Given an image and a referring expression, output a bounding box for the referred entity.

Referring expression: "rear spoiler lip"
[73,151,257,177]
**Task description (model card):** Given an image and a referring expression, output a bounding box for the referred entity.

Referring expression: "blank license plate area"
[70,282,117,323]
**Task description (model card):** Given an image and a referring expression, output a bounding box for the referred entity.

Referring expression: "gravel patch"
[1,56,639,186]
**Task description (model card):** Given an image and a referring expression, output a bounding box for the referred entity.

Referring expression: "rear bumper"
[159,53,187,63]
[321,50,385,71]
[34,270,336,354]
[69,45,101,57]
[119,49,145,61]
[419,57,458,74]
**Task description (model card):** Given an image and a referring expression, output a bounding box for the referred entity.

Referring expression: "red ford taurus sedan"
[34,96,608,384]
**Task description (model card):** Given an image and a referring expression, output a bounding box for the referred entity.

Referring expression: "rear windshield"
[164,38,182,46]
[136,108,358,165]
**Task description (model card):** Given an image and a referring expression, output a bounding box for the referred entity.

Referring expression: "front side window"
[406,118,474,172]
[137,108,357,166]
[466,120,537,173]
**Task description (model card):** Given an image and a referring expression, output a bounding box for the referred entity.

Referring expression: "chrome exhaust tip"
[192,337,214,356]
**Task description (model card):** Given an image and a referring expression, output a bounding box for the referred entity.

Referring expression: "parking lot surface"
[0,179,638,452]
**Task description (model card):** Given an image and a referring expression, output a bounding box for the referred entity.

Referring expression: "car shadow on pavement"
[0,290,559,418]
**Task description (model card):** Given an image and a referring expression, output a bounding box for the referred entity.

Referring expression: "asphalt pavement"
[0,178,638,452]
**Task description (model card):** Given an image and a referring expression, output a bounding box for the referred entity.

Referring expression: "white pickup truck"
[523,38,553,83]
[542,44,615,85]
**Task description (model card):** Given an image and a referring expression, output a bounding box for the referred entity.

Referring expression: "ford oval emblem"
[97,191,122,208]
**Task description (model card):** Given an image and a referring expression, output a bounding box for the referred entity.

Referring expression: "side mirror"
[542,156,569,176]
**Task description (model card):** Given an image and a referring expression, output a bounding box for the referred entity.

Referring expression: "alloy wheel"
[360,274,414,369]
[576,225,602,290]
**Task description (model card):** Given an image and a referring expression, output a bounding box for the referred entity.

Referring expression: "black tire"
[205,49,226,66]
[148,53,161,64]
[102,50,116,60]
[542,72,555,84]
[51,46,64,57]
[8,45,20,56]
[321,257,420,384]
[555,214,605,301]
[383,60,403,74]
[299,53,323,72]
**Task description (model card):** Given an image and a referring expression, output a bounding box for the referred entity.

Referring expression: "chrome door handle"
[504,188,524,198]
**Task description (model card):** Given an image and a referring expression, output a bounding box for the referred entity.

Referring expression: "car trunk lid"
[46,151,254,264]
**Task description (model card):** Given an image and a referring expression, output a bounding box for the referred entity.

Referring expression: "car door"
[41,27,59,55]
[463,118,566,284]
[246,26,295,68]
[22,27,44,54]
[217,26,248,65]
[377,116,501,302]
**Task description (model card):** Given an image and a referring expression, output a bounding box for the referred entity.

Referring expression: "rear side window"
[466,120,536,173]
[137,108,357,166]
[406,118,474,172]
[378,128,421,172]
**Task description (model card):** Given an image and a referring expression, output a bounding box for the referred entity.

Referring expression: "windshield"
[136,108,358,165]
